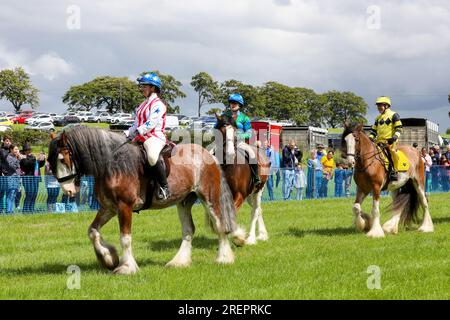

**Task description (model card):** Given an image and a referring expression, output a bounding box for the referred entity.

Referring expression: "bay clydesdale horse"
[341,123,434,238]
[48,126,246,275]
[214,114,270,245]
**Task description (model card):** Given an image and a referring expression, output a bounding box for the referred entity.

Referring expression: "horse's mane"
[64,126,144,178]
[214,113,236,129]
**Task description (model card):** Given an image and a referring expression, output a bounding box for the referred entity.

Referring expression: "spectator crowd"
[0,133,449,213]
[0,134,99,214]
[263,140,450,201]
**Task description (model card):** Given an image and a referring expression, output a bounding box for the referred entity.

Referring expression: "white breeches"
[143,137,166,166]
[237,141,256,159]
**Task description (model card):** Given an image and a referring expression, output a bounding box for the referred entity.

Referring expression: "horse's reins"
[352,133,385,173]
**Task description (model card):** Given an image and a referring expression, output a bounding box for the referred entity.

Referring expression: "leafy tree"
[261,82,321,125]
[0,67,39,112]
[322,91,368,128]
[191,72,220,117]
[206,107,223,116]
[62,76,141,113]
[219,80,266,117]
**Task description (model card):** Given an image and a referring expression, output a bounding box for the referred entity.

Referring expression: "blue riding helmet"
[137,72,161,89]
[228,93,244,106]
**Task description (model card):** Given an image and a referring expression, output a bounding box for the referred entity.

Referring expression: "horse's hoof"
[383,226,398,235]
[216,256,235,264]
[366,230,385,238]
[112,263,139,275]
[418,226,434,233]
[257,234,269,242]
[382,222,398,235]
[165,260,191,268]
[245,237,257,245]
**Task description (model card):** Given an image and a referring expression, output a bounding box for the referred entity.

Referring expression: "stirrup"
[389,171,398,182]
[156,186,171,200]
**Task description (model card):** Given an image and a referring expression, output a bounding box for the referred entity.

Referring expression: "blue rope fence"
[0,166,448,214]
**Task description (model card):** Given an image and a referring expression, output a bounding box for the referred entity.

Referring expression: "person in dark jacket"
[0,135,12,213]
[20,143,45,213]
[282,140,297,200]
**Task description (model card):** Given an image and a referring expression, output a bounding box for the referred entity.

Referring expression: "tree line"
[4,67,448,128]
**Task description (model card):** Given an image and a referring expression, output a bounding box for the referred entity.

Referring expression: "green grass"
[327,128,344,134]
[0,193,449,300]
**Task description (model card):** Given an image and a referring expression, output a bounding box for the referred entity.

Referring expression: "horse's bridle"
[351,132,384,173]
[56,140,81,185]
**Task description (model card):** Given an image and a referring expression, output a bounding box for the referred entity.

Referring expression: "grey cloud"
[0,0,449,131]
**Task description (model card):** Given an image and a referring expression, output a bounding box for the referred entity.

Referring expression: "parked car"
[25,114,53,125]
[53,116,81,127]
[0,118,14,126]
[24,122,55,132]
[87,112,110,123]
[179,116,196,126]
[76,111,94,122]
[109,119,135,131]
[11,113,33,124]
[108,113,133,124]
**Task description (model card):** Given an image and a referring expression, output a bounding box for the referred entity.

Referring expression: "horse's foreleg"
[353,189,370,232]
[88,208,119,270]
[89,214,119,271]
[113,202,139,275]
[367,190,385,238]
[383,190,401,234]
[166,201,196,268]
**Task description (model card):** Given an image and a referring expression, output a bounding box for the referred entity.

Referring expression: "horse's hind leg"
[88,208,119,271]
[166,196,197,268]
[414,179,434,233]
[383,190,402,234]
[201,198,234,265]
[113,202,139,275]
[246,189,268,245]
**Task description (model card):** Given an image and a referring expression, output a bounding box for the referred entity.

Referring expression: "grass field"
[0,193,449,300]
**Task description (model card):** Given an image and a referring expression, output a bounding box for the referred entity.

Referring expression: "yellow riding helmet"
[376,96,391,107]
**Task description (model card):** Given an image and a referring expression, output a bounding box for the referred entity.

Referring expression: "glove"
[387,136,397,145]
[124,130,137,142]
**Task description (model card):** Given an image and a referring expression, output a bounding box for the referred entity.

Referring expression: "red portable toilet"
[251,121,282,151]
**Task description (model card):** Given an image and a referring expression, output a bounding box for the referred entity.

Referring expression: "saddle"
[135,142,176,212]
[377,144,410,172]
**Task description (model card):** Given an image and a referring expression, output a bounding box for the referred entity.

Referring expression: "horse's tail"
[216,169,246,246]
[392,179,420,226]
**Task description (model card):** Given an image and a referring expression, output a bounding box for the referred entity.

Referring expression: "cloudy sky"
[0,0,449,131]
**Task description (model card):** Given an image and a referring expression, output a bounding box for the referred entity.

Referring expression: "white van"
[165,115,180,130]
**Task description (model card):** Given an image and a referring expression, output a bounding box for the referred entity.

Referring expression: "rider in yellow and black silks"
[368,96,403,181]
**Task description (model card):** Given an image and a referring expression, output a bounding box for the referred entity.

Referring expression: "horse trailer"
[280,126,328,152]
[363,118,439,149]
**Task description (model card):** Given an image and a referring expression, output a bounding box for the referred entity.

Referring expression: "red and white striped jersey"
[129,93,167,142]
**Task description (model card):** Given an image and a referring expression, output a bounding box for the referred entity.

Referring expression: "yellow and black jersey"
[369,109,403,143]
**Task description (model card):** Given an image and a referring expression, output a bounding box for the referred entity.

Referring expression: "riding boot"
[154,158,171,200]
[250,163,261,187]
[389,169,399,181]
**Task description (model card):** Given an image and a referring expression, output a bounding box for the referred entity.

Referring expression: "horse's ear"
[215,113,222,121]
[344,120,349,129]
[60,130,67,145]
[355,123,364,132]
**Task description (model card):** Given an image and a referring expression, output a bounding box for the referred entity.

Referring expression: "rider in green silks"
[221,93,261,187]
